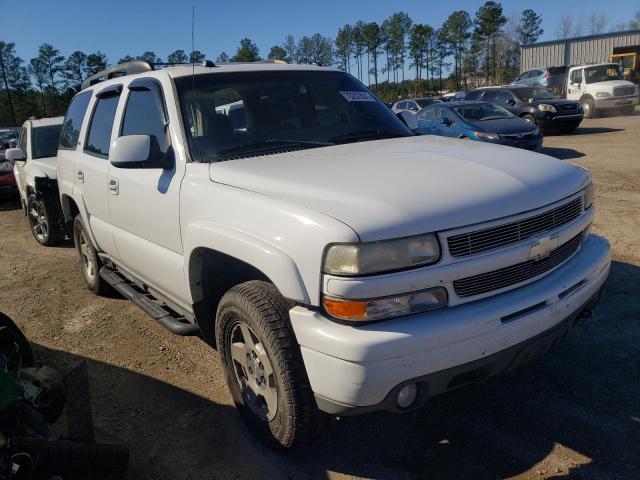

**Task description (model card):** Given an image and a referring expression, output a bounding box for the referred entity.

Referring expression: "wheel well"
[579,94,594,102]
[189,248,272,346]
[61,195,80,233]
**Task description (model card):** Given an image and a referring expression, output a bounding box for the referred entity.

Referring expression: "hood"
[587,79,636,91]
[209,136,589,241]
[470,117,537,134]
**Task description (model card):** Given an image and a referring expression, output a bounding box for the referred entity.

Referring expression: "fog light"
[397,383,418,409]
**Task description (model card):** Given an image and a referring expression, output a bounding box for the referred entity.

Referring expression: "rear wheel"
[581,97,596,119]
[216,281,327,449]
[27,194,64,246]
[73,215,109,295]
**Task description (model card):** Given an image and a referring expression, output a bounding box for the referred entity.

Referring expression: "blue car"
[416,101,543,150]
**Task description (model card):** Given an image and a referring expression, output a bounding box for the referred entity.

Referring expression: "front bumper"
[537,112,583,127]
[290,234,610,414]
[595,94,640,109]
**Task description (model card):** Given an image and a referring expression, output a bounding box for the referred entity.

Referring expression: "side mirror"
[5,148,24,162]
[110,135,171,169]
[439,117,452,126]
[506,98,517,106]
[397,111,419,133]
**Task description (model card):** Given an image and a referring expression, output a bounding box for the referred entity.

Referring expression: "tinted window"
[464,90,482,100]
[453,103,514,120]
[32,125,63,159]
[19,127,27,157]
[511,87,555,101]
[436,107,458,124]
[176,70,411,162]
[59,91,92,149]
[85,95,119,157]
[121,89,168,154]
[483,90,514,105]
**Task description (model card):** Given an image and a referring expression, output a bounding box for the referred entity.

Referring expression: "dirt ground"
[1,112,639,480]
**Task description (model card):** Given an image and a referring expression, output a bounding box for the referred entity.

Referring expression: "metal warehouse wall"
[521,30,640,71]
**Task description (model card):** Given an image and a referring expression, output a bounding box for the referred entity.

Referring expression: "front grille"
[447,197,583,257]
[453,232,584,297]
[559,103,578,111]
[614,85,635,97]
[500,132,536,140]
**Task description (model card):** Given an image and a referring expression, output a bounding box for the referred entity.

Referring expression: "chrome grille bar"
[447,197,583,257]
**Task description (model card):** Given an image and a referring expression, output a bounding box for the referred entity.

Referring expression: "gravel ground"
[0,112,639,480]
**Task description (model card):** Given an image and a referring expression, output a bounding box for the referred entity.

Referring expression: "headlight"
[323,233,440,276]
[0,161,12,172]
[537,103,556,112]
[323,287,448,322]
[584,180,595,209]
[475,131,500,140]
[595,91,610,98]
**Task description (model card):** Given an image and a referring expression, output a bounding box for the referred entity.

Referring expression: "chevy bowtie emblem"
[529,234,560,260]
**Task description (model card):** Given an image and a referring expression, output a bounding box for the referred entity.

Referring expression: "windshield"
[511,87,555,101]
[585,64,623,83]
[175,70,412,161]
[31,125,62,159]
[452,103,515,121]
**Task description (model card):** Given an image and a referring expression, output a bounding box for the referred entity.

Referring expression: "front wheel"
[27,194,64,246]
[581,97,596,119]
[521,113,537,124]
[73,215,109,295]
[216,281,327,449]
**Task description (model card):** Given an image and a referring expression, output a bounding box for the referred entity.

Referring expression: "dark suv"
[465,86,583,133]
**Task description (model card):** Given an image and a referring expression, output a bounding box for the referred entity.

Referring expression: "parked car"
[417,101,542,150]
[57,60,609,449]
[564,63,639,118]
[0,144,18,202]
[465,85,583,132]
[511,66,568,95]
[391,98,440,114]
[440,91,466,102]
[7,116,65,245]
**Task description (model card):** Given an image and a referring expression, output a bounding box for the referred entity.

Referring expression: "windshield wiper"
[216,139,333,159]
[330,129,409,144]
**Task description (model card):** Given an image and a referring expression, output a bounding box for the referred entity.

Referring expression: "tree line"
[2,3,639,126]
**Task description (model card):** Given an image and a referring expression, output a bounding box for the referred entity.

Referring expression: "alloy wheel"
[78,229,96,281]
[229,321,278,421]
[29,201,48,242]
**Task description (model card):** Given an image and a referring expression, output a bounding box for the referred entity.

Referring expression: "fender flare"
[60,192,100,248]
[183,222,310,305]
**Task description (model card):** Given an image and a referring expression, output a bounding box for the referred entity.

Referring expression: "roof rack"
[81,60,153,90]
[80,59,218,90]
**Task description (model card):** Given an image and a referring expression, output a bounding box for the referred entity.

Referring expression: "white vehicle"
[391,97,440,114]
[56,61,610,449]
[6,117,65,245]
[565,63,639,118]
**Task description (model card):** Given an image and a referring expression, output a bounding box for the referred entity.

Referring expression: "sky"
[3,0,639,65]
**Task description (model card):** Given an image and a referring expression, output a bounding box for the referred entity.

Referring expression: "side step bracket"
[99,266,199,336]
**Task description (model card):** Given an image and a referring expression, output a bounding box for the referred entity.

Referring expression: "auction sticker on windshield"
[340,91,375,102]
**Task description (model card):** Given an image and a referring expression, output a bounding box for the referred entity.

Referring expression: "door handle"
[76,170,84,183]
[108,178,119,195]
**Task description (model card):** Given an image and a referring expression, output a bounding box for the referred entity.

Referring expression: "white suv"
[6,116,65,245]
[56,61,611,448]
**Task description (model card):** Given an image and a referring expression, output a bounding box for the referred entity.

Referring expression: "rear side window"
[59,91,92,150]
[85,95,120,158]
[121,89,168,154]
[417,107,435,121]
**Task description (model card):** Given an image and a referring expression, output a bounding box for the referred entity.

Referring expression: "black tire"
[216,281,327,449]
[521,113,537,124]
[0,311,35,368]
[73,215,109,295]
[26,194,64,246]
[581,97,596,119]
